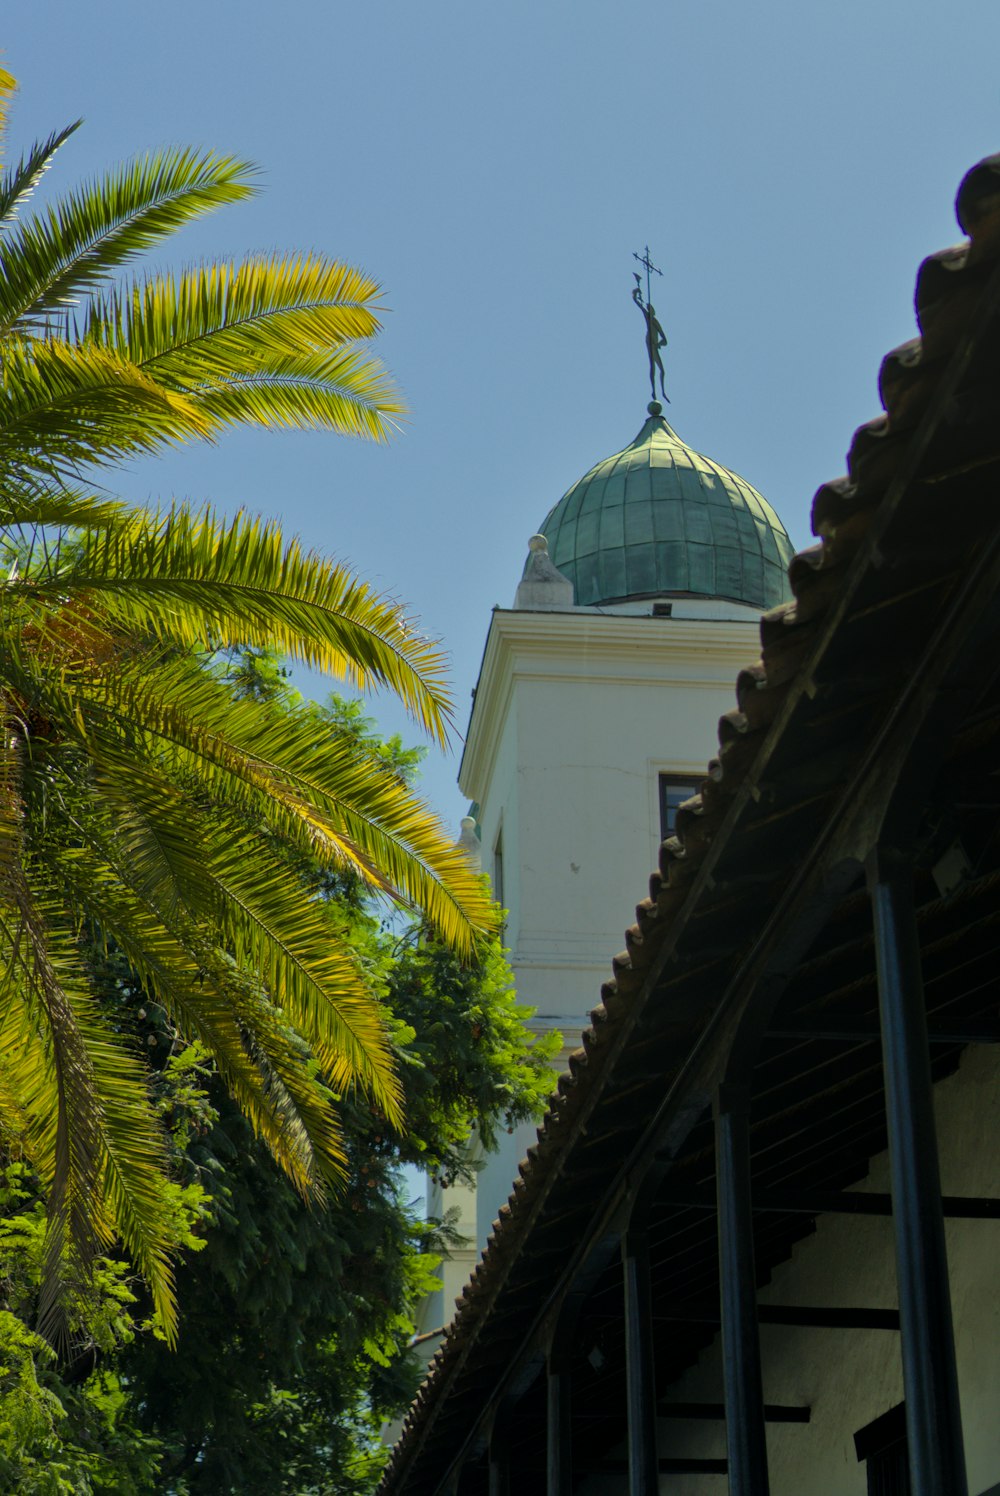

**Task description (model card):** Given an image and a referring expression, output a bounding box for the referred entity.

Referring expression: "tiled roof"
[381,152,1000,1496]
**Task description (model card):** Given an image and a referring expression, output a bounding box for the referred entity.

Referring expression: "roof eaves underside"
[382,154,1000,1496]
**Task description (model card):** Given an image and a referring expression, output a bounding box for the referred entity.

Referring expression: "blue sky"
[5,2,999,828]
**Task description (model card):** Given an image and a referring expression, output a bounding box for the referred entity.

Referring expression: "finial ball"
[527,534,549,553]
[647,400,663,416]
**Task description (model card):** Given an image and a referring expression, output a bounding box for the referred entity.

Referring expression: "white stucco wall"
[457,606,761,1254]
[410,1154,483,1348]
[420,1168,480,1329]
[578,1043,1000,1496]
[462,608,761,1016]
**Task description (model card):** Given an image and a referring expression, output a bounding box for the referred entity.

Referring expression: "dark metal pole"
[869,847,968,1496]
[546,1358,571,1496]
[622,1230,659,1496]
[488,1425,509,1496]
[716,1083,770,1496]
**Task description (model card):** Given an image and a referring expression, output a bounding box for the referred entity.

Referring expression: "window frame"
[854,1403,909,1496]
[492,823,504,909]
[657,773,704,842]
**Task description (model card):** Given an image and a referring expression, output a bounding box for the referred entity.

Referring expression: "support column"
[716,1084,770,1496]
[869,848,968,1496]
[622,1230,659,1496]
[488,1425,509,1496]
[546,1356,571,1496]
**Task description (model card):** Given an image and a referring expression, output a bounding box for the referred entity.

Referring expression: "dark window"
[658,775,702,841]
[492,829,504,908]
[855,1404,909,1496]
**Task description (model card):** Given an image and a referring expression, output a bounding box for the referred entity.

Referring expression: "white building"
[423,397,795,1323]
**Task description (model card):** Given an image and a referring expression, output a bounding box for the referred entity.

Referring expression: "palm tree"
[0,69,494,1343]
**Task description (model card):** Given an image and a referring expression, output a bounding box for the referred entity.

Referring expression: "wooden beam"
[656,1189,1000,1219]
[660,1459,728,1476]
[657,1304,900,1331]
[659,1403,810,1425]
[592,1458,729,1476]
[767,1017,1000,1045]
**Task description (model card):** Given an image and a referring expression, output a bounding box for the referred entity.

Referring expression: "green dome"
[539,404,794,609]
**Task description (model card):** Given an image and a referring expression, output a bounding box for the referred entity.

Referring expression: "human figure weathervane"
[632,246,668,403]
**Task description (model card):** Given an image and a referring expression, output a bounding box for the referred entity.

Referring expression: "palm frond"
[36,729,401,1121]
[0,625,491,952]
[0,68,16,159]
[204,830,401,1113]
[0,892,102,1347]
[0,736,100,1322]
[81,256,404,439]
[0,123,80,232]
[0,700,21,885]
[52,844,348,1192]
[0,472,130,533]
[0,889,181,1343]
[104,663,492,951]
[189,343,402,441]
[86,256,385,370]
[28,507,454,743]
[0,149,255,334]
[65,988,179,1341]
[0,336,214,477]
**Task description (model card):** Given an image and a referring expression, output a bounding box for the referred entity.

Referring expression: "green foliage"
[109,803,555,1491]
[386,933,559,1184]
[0,1310,162,1495]
[0,1168,162,1493]
[0,680,556,1491]
[116,1096,433,1493]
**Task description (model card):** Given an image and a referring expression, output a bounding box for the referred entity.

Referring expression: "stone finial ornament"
[457,815,482,869]
[514,535,575,611]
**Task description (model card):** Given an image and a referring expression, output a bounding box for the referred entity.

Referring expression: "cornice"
[458,608,760,802]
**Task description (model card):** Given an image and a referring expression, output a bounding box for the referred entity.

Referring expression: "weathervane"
[632,246,668,404]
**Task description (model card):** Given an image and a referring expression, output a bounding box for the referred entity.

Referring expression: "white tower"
[427,399,794,1326]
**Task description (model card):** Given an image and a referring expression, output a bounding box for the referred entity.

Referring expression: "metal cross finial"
[633,245,662,308]
[631,247,668,404]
